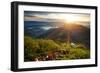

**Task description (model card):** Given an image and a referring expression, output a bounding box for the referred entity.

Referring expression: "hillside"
[38,23,90,48]
[24,22,90,61]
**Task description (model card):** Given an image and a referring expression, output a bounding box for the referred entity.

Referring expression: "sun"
[53,14,80,23]
[64,14,79,23]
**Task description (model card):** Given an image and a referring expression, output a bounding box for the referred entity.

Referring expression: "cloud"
[24,11,90,23]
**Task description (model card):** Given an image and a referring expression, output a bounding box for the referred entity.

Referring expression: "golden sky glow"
[24,11,90,27]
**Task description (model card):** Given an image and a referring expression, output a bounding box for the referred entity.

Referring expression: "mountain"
[38,23,90,48]
[24,21,64,37]
[24,21,90,48]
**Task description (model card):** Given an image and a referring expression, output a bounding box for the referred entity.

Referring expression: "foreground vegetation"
[24,36,90,61]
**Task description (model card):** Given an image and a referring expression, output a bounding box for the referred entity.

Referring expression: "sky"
[24,11,90,27]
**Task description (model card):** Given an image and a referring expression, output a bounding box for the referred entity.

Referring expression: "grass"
[24,36,90,61]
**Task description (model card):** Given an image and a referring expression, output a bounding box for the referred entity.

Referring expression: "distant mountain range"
[24,21,64,37]
[24,21,90,48]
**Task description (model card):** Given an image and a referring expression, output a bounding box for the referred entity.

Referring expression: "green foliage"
[68,48,90,59]
[24,36,90,61]
[24,36,61,61]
